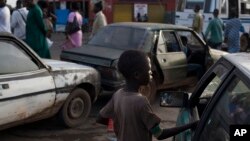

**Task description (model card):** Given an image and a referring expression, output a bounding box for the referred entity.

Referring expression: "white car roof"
[224,53,250,76]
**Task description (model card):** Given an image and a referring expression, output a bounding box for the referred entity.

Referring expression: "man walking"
[24,0,51,58]
[90,0,107,38]
[224,9,244,53]
[11,0,28,41]
[192,5,203,35]
[205,9,224,49]
[0,0,11,33]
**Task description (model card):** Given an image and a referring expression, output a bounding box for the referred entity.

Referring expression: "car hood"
[60,45,125,67]
[41,59,100,90]
[42,59,96,71]
[209,48,228,61]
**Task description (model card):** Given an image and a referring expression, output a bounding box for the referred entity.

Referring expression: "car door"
[174,58,233,141]
[194,68,250,141]
[176,30,210,68]
[0,39,56,126]
[156,30,187,84]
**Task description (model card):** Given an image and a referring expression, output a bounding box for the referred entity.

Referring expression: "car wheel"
[140,79,157,103]
[59,88,91,127]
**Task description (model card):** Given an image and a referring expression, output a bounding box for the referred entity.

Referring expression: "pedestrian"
[136,12,142,22]
[0,0,11,33]
[240,33,250,52]
[61,3,83,50]
[205,9,224,49]
[11,0,28,41]
[90,0,107,38]
[24,0,51,59]
[142,13,148,22]
[224,9,245,53]
[97,50,199,141]
[192,5,203,35]
[48,3,57,31]
[37,0,53,38]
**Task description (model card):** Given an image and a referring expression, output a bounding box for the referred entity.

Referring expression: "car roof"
[108,22,192,31]
[224,53,250,76]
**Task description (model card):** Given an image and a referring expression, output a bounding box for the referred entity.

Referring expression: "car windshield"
[88,26,152,51]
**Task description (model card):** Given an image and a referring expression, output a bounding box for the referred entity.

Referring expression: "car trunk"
[60,45,124,67]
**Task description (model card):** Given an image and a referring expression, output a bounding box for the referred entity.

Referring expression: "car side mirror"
[160,91,189,107]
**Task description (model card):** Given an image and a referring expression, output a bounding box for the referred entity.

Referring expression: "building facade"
[48,0,176,28]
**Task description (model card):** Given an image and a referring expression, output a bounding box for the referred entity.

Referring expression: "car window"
[88,26,151,51]
[198,76,250,141]
[162,31,181,52]
[200,64,229,98]
[0,40,39,74]
[176,31,204,52]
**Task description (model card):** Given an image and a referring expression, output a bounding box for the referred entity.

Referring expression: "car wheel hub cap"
[69,97,84,118]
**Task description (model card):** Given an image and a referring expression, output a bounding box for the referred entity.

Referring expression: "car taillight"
[97,66,123,81]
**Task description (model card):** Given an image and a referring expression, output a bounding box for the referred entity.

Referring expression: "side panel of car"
[0,70,56,126]
[0,40,56,128]
[194,68,250,141]
[156,30,187,84]
[52,69,100,104]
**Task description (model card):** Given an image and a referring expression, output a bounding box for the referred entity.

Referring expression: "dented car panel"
[0,33,100,130]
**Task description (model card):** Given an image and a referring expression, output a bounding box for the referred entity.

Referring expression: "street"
[0,32,179,141]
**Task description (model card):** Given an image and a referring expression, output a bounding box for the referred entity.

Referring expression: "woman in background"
[61,3,83,50]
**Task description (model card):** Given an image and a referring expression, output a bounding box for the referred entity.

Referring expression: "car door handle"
[1,84,9,89]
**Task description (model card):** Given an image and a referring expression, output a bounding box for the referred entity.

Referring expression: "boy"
[97,50,198,141]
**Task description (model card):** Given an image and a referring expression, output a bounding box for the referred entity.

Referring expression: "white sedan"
[0,33,100,130]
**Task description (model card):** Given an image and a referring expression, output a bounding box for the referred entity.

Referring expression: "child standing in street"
[97,50,198,141]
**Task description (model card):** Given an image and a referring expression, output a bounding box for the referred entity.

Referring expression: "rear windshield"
[88,26,152,51]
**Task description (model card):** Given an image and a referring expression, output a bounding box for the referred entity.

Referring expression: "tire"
[140,79,157,103]
[59,88,91,127]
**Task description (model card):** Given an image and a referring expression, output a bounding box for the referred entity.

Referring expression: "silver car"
[61,22,226,101]
[0,33,100,130]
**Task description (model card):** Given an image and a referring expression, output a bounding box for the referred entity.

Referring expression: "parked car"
[60,22,227,100]
[160,53,250,141]
[0,32,100,130]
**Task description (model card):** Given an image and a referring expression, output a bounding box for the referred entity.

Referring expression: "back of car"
[61,24,153,94]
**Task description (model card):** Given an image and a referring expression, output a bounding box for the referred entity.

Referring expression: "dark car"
[0,32,100,130]
[60,22,226,100]
[160,53,250,141]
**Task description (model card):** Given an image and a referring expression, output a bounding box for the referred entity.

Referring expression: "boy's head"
[118,50,152,86]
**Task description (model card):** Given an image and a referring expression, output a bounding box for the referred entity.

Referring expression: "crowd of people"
[193,5,250,53]
[0,0,107,58]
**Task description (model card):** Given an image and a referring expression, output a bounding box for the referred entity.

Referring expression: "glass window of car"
[0,40,39,74]
[88,26,151,51]
[200,64,229,98]
[176,31,204,51]
[162,31,181,52]
[198,75,250,141]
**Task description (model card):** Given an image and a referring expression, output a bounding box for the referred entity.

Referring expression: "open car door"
[156,30,187,85]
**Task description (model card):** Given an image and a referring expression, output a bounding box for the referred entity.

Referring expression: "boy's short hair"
[118,50,148,79]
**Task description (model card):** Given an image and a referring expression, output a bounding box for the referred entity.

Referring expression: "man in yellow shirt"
[90,0,107,38]
[192,5,203,34]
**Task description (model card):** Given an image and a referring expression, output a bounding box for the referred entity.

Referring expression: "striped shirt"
[224,18,244,53]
